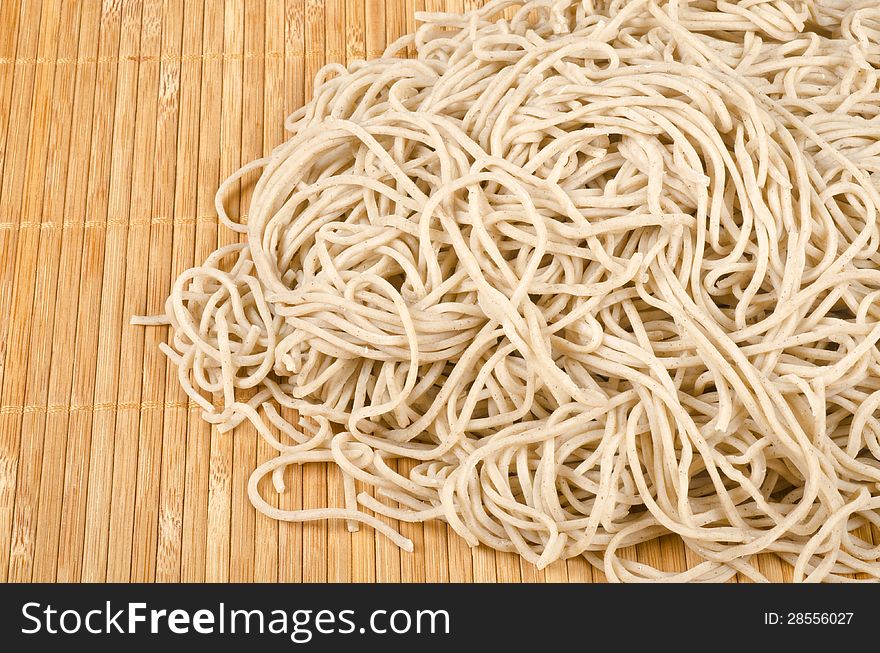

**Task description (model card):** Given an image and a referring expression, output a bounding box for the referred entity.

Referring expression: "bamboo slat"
[0,0,857,585]
[7,0,66,585]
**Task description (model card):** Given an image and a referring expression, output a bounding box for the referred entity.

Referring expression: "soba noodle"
[134,0,880,582]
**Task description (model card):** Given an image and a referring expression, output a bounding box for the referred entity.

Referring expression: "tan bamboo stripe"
[181,0,223,584]
[155,0,205,584]
[120,0,180,584]
[6,0,73,584]
[29,0,88,581]
[0,0,65,584]
[51,0,106,584]
[82,0,148,583]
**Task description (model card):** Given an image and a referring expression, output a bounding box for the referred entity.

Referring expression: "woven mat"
[0,0,813,582]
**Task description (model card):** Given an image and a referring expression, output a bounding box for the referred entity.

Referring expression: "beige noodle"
[134,0,880,582]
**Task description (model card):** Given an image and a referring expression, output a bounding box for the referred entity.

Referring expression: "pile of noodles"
[136,0,880,581]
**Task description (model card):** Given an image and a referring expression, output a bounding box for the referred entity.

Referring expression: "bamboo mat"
[1,0,860,584]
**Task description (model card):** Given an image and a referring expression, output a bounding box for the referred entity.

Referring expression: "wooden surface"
[0,0,826,583]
